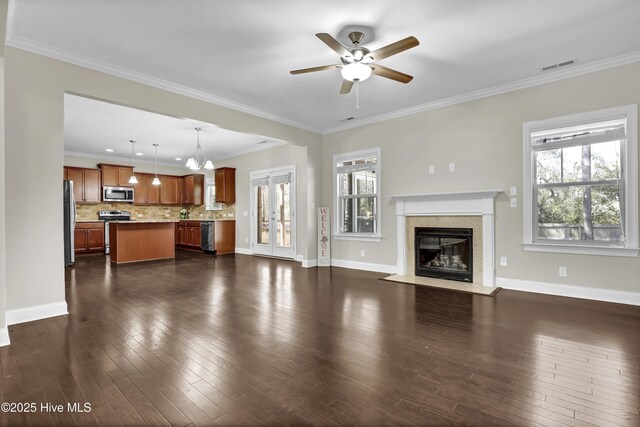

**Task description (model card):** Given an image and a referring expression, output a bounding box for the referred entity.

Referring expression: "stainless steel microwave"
[103,186,134,202]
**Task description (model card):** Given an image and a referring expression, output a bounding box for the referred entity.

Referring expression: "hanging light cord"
[355,81,360,112]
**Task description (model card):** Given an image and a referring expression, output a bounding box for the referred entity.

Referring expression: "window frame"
[522,105,638,257]
[333,148,382,242]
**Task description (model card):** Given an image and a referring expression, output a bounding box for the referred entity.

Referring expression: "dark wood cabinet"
[175,220,234,253]
[215,167,236,204]
[181,174,205,205]
[98,164,134,187]
[64,167,101,204]
[133,173,149,205]
[160,175,179,204]
[74,222,105,253]
[148,177,161,204]
[133,173,163,205]
[176,221,201,249]
[215,221,236,254]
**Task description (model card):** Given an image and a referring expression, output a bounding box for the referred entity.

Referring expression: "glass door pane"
[257,184,270,245]
[275,182,291,248]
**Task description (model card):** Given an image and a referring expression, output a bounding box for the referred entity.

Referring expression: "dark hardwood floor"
[1,250,639,426]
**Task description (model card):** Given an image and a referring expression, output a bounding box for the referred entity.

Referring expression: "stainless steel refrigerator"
[63,180,76,266]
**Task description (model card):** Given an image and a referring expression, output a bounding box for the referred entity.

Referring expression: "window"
[523,105,638,256]
[334,149,381,240]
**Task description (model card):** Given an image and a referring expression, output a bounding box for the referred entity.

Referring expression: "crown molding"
[322,50,640,134]
[5,34,323,135]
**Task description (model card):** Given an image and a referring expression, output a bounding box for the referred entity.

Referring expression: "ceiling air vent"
[257,140,269,144]
[341,117,356,122]
[541,59,576,72]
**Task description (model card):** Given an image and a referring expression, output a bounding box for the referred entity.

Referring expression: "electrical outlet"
[510,198,518,208]
[428,165,435,174]
[137,213,143,217]
[510,186,517,196]
[500,256,508,267]
[559,266,568,277]
[449,162,455,172]
[360,249,365,257]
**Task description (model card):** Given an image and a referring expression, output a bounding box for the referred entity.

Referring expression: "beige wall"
[0,57,6,333]
[323,62,640,293]
[4,46,321,313]
[215,143,309,258]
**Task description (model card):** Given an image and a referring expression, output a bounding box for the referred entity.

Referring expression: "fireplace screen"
[415,227,473,282]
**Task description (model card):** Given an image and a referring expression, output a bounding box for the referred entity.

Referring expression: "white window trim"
[522,105,639,257]
[333,148,382,242]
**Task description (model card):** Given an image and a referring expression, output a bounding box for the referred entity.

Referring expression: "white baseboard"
[302,259,317,268]
[330,258,397,274]
[6,301,69,326]
[0,327,9,347]
[496,277,640,306]
[234,247,252,255]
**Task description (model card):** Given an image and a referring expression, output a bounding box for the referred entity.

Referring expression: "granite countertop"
[179,218,235,222]
[110,220,179,223]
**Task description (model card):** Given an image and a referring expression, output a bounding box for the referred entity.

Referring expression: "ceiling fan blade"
[340,80,354,94]
[371,64,413,83]
[316,33,351,58]
[290,64,339,75]
[367,36,419,61]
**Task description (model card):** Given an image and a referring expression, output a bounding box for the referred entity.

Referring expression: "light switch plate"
[510,186,517,196]
[448,163,455,172]
[243,211,248,217]
[499,256,508,267]
[559,266,568,277]
[510,198,518,208]
[428,165,435,174]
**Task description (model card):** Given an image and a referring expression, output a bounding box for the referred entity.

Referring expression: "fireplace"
[415,227,473,282]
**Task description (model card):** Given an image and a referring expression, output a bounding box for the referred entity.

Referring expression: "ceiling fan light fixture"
[341,62,372,82]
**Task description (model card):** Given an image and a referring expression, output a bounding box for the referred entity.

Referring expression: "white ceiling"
[63,94,286,165]
[9,0,640,133]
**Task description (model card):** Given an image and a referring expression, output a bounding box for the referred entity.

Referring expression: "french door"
[251,167,295,259]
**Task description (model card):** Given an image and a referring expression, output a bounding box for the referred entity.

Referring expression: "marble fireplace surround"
[390,190,501,287]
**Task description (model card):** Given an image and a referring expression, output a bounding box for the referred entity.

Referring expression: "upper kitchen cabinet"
[160,175,180,205]
[182,174,205,205]
[98,164,135,187]
[133,173,150,205]
[134,173,162,205]
[215,167,236,204]
[64,167,101,204]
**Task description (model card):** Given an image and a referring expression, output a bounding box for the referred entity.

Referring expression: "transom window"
[523,105,638,256]
[334,149,381,239]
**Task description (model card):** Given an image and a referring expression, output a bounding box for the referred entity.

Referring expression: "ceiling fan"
[290,31,419,94]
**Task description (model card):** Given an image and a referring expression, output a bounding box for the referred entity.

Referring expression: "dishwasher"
[200,221,216,253]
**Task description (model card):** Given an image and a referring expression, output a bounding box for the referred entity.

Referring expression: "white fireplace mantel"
[389,190,502,286]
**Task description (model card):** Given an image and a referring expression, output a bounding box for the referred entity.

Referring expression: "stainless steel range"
[98,210,131,254]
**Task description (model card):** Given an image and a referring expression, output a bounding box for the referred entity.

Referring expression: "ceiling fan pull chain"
[355,81,360,112]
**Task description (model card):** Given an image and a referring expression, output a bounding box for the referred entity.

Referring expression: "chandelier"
[185,127,214,171]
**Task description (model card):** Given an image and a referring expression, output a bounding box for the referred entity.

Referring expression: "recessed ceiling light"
[105,148,114,152]
[136,152,144,156]
[175,157,182,161]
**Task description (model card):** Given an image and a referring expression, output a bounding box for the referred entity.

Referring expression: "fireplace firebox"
[415,227,473,282]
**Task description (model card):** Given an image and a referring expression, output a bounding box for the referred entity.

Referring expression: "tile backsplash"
[76,203,236,221]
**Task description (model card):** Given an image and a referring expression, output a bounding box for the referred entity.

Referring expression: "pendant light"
[185,127,215,170]
[152,143,161,186]
[128,140,138,184]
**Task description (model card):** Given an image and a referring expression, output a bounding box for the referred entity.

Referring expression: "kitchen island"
[109,220,178,264]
